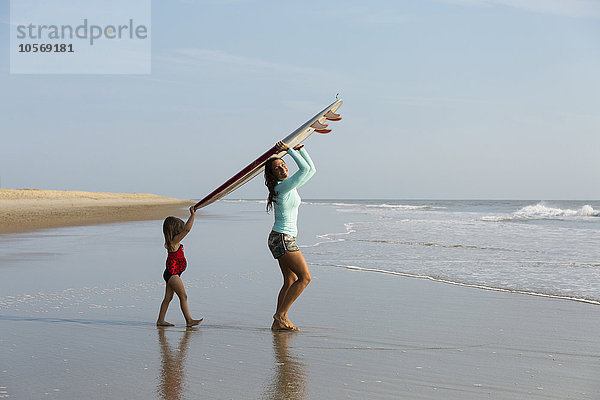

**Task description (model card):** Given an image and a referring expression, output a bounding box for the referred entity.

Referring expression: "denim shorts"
[268,232,299,259]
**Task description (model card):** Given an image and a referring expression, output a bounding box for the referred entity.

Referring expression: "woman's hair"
[163,216,185,250]
[264,157,281,213]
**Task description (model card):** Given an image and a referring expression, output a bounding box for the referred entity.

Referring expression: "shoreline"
[0,189,194,234]
[318,263,600,306]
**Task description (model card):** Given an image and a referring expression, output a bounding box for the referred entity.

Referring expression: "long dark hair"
[264,157,281,213]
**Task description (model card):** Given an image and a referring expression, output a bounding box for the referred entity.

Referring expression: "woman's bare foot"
[157,320,175,327]
[282,317,298,331]
[272,318,287,330]
[272,314,298,331]
[186,318,203,327]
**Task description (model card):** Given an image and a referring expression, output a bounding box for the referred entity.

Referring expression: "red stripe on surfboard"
[193,145,278,209]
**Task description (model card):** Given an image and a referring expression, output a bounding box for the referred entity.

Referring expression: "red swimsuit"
[166,245,187,275]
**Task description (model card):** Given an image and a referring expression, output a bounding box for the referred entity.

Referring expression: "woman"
[265,141,316,331]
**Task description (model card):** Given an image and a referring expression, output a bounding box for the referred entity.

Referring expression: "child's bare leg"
[157,284,175,326]
[168,275,203,327]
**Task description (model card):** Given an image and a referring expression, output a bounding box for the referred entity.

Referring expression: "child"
[157,206,203,327]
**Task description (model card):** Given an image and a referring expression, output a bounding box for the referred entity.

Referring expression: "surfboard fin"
[325,110,342,121]
[311,120,328,129]
[310,120,332,134]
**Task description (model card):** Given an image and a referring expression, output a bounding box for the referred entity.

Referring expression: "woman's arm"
[273,142,314,194]
[296,146,316,187]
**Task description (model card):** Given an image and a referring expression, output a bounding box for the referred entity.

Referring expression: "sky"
[1,0,599,200]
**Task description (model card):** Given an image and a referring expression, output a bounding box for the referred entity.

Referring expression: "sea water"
[1,199,598,310]
[294,199,600,305]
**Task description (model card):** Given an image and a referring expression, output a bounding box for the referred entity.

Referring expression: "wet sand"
[0,189,194,233]
[0,201,598,399]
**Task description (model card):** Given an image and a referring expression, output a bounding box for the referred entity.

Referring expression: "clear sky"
[1,0,599,200]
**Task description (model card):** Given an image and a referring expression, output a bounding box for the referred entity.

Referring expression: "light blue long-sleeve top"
[272,147,316,237]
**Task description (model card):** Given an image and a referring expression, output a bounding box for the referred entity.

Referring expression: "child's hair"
[163,216,185,250]
[264,157,280,213]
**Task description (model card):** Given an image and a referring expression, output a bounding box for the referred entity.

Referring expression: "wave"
[303,201,447,211]
[483,202,600,221]
[579,205,600,216]
[220,199,443,209]
[302,201,362,207]
[365,204,434,210]
[301,223,356,248]
[221,199,265,204]
[349,238,528,253]
[220,199,367,207]
[312,263,600,306]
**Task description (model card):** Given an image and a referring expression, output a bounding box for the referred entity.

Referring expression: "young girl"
[157,206,203,327]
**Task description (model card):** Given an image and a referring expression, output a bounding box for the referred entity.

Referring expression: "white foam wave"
[483,203,600,221]
[302,201,360,207]
[215,199,447,211]
[365,204,433,210]
[580,205,600,216]
[312,263,600,306]
[302,223,356,248]
[221,199,265,204]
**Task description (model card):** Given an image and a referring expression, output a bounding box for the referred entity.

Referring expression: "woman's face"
[271,159,288,181]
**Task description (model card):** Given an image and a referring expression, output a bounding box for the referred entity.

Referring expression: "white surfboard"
[194,99,343,209]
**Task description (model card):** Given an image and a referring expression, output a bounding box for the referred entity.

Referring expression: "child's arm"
[172,206,196,244]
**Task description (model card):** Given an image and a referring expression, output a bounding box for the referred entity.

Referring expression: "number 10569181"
[18,43,74,53]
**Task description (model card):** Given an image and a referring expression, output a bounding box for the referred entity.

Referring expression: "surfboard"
[193,99,343,209]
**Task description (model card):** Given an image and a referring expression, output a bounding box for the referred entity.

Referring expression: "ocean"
[288,199,599,305]
[1,199,598,310]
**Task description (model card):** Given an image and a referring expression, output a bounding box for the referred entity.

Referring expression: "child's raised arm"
[172,206,196,244]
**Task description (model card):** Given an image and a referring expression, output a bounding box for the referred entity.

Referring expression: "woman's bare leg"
[157,284,175,326]
[273,266,298,330]
[273,250,311,330]
[168,275,203,327]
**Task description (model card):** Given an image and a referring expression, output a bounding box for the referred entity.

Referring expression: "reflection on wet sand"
[157,328,193,400]
[263,332,307,400]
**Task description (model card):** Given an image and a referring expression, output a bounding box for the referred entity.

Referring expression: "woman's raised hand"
[275,141,290,152]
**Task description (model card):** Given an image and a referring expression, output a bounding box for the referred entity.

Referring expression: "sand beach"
[0,189,194,233]
[0,198,598,399]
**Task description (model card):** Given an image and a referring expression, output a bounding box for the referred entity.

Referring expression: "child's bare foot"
[157,320,174,327]
[186,318,203,327]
